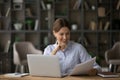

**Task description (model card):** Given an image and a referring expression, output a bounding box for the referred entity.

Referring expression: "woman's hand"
[59,42,67,50]
[88,68,98,76]
[51,44,61,55]
[51,41,67,55]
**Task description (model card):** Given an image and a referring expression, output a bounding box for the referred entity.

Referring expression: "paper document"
[4,73,29,77]
[69,57,96,75]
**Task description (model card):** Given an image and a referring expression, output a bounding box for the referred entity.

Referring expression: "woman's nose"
[63,35,67,40]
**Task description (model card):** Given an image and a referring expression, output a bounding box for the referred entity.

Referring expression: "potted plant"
[25,19,34,30]
[14,22,23,30]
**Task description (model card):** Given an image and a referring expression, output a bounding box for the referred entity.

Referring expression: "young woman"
[43,18,101,76]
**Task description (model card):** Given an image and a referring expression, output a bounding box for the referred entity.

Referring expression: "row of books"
[89,20,110,31]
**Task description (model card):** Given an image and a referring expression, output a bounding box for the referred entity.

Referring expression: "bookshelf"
[0,0,120,73]
[0,0,12,74]
[82,0,120,66]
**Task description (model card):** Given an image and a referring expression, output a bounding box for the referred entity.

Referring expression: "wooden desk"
[0,75,120,80]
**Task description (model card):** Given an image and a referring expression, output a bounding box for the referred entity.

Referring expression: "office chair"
[105,41,120,73]
[13,41,42,73]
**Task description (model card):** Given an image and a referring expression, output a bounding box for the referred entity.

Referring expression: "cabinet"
[0,52,11,74]
[0,0,120,73]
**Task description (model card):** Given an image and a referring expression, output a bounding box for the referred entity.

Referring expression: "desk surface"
[0,75,120,80]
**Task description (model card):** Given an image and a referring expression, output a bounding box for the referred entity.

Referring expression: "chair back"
[105,41,120,64]
[112,42,120,59]
[13,41,42,65]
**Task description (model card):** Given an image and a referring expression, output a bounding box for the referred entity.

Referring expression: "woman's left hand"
[88,68,98,76]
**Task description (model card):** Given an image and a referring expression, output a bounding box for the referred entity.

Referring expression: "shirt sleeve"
[78,44,102,72]
[78,44,92,62]
[43,45,52,55]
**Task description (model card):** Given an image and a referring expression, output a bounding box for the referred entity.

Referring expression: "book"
[25,8,33,17]
[5,7,10,17]
[40,0,46,10]
[98,72,119,78]
[104,21,110,30]
[84,1,90,10]
[116,0,120,10]
[34,19,39,30]
[4,40,11,53]
[73,0,82,10]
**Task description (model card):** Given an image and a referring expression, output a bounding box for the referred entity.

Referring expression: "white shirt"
[43,41,101,76]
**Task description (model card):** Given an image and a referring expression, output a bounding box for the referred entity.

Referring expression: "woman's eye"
[60,33,63,36]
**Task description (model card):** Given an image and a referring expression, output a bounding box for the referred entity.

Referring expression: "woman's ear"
[53,31,56,37]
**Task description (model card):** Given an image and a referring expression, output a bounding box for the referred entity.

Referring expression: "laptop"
[27,54,62,77]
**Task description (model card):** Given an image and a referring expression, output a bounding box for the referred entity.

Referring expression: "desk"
[0,75,120,80]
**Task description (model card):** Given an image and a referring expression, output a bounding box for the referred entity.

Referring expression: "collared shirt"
[43,41,101,76]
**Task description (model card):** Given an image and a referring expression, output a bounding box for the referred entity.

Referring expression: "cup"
[71,24,77,30]
[14,23,23,30]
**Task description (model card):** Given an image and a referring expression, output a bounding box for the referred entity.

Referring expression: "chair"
[105,41,120,73]
[13,41,42,73]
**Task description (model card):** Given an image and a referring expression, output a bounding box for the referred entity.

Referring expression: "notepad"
[97,72,119,78]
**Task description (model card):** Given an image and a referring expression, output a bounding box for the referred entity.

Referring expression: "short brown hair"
[52,18,71,32]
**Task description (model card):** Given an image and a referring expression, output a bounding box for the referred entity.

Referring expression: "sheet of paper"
[69,57,96,75]
[4,73,29,77]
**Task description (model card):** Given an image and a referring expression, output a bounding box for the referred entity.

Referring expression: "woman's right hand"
[51,41,67,55]
[57,41,67,51]
[51,43,61,55]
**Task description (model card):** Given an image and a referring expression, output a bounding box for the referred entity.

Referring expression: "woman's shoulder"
[67,41,85,51]
[44,44,55,50]
[69,41,83,48]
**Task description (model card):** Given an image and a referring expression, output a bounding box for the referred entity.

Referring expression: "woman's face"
[53,27,70,44]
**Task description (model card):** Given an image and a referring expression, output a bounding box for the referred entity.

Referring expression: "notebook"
[27,54,62,77]
[98,72,119,78]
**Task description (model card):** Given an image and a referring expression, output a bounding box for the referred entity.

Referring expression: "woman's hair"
[52,18,71,32]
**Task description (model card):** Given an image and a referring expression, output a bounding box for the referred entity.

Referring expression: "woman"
[43,18,101,76]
